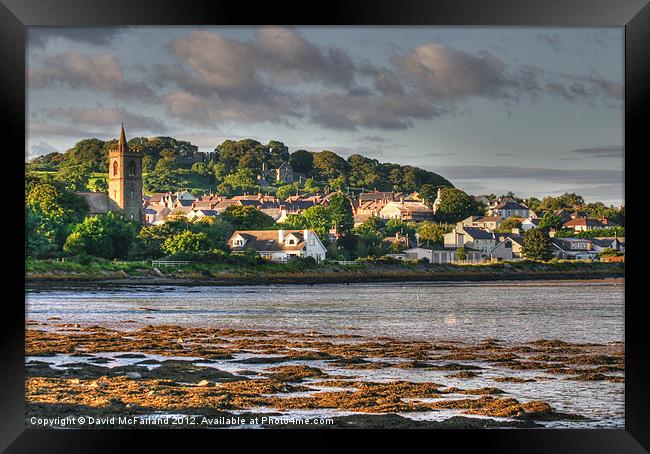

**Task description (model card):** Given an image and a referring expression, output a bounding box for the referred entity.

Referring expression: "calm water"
[26,281,624,344]
[25,280,625,428]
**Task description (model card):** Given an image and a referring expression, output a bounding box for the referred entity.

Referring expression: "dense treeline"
[26,136,453,197]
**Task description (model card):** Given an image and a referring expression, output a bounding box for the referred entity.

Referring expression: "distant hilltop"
[26,135,454,198]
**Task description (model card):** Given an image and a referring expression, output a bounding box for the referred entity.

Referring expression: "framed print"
[3,0,650,452]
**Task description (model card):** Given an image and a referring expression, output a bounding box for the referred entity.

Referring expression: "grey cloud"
[28,51,156,101]
[29,27,125,48]
[433,165,623,185]
[40,105,168,133]
[29,141,57,156]
[495,152,515,157]
[547,70,623,103]
[27,121,103,138]
[254,27,356,87]
[569,145,623,158]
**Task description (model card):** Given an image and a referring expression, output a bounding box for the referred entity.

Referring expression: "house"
[461,215,502,231]
[550,238,598,260]
[521,217,540,231]
[488,200,532,219]
[379,200,434,221]
[562,216,606,232]
[261,162,294,184]
[187,209,219,222]
[403,246,483,263]
[228,229,327,262]
[590,237,625,253]
[443,224,497,254]
[487,233,525,260]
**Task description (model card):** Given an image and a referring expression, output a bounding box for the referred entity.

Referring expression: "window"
[113,161,118,176]
[308,238,315,246]
[288,239,295,245]
[127,161,136,177]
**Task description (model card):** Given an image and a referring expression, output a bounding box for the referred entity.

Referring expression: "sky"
[26,26,624,205]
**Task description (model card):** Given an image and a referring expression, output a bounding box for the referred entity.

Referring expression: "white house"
[228,229,327,262]
[461,215,502,231]
[443,224,497,254]
[521,217,540,231]
[488,200,532,219]
[403,246,483,263]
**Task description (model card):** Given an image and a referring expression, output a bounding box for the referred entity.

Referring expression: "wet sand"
[25,322,624,429]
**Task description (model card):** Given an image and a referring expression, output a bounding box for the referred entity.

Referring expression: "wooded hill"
[26,136,454,197]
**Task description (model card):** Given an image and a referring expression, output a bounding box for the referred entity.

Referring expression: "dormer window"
[233,239,244,246]
[288,239,295,245]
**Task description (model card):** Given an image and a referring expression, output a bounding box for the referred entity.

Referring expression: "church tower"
[108,124,143,223]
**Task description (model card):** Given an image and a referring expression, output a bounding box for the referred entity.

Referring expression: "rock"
[197,380,214,387]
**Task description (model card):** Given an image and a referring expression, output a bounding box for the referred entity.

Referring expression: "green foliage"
[26,182,90,254]
[63,212,136,259]
[495,218,522,233]
[418,184,437,206]
[89,178,108,193]
[328,193,354,233]
[220,205,275,230]
[312,151,350,181]
[416,221,452,246]
[217,168,259,196]
[355,232,389,259]
[162,230,212,255]
[539,193,585,211]
[538,212,565,232]
[276,184,297,202]
[434,188,482,223]
[354,216,386,235]
[455,247,468,261]
[289,149,314,175]
[522,229,552,261]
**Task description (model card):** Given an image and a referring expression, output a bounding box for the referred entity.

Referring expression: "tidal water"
[26,280,624,344]
[25,280,625,428]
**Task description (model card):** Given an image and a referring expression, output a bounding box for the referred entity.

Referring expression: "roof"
[229,229,316,252]
[462,227,496,240]
[194,209,219,217]
[382,201,432,213]
[495,201,529,211]
[524,218,541,225]
[359,191,396,202]
[551,238,594,251]
[563,217,604,227]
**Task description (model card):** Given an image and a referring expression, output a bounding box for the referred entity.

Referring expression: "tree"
[219,205,274,230]
[89,178,108,193]
[522,229,552,261]
[455,247,467,261]
[355,232,388,258]
[327,193,354,233]
[217,168,259,196]
[142,155,156,173]
[496,218,522,233]
[275,184,296,202]
[434,188,481,223]
[354,216,386,235]
[418,184,438,206]
[416,221,451,246]
[289,149,314,175]
[63,212,136,259]
[267,140,290,168]
[312,151,349,180]
[538,212,565,232]
[191,162,209,176]
[162,231,211,255]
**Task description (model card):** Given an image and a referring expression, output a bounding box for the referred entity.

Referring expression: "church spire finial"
[118,123,128,153]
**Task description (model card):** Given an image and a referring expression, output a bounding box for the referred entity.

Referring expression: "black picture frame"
[4,0,649,452]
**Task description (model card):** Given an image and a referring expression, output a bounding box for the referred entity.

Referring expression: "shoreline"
[26,268,625,289]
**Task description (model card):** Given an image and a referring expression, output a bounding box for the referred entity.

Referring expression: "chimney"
[400,197,404,204]
[549,228,556,238]
[278,229,285,243]
[303,229,310,242]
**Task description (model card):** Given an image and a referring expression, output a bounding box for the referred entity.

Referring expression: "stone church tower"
[108,124,143,223]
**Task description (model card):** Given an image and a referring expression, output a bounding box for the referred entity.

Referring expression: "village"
[36,125,624,267]
[134,187,625,264]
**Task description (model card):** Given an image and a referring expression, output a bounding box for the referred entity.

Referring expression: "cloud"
[546,70,623,103]
[29,141,57,157]
[27,121,102,138]
[536,33,562,51]
[569,145,623,158]
[39,105,168,133]
[28,27,126,48]
[391,43,517,101]
[254,27,356,86]
[495,152,515,157]
[433,165,623,185]
[28,51,156,101]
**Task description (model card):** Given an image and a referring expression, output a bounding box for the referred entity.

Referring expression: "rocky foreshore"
[25,323,624,429]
